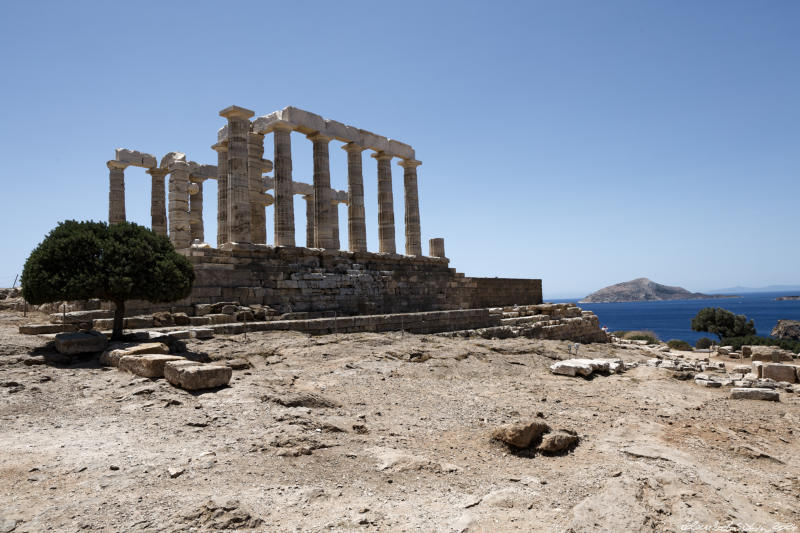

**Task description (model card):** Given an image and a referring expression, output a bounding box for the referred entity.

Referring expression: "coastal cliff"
[580,278,735,303]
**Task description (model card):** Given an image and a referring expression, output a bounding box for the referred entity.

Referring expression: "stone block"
[99,342,170,367]
[19,323,78,335]
[119,354,185,378]
[731,388,779,401]
[761,364,797,384]
[54,331,108,355]
[189,316,211,326]
[164,361,232,390]
[124,316,154,329]
[744,345,793,362]
[550,360,593,377]
[192,328,214,339]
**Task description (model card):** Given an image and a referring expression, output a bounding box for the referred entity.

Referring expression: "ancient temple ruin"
[106,105,543,316]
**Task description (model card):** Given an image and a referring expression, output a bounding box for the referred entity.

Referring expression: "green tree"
[690,307,756,341]
[22,220,194,340]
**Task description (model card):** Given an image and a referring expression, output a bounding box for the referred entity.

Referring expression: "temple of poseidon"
[93,105,603,340]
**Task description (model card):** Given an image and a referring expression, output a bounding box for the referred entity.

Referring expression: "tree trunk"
[112,300,125,341]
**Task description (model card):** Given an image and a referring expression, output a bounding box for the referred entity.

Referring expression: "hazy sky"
[0,1,797,298]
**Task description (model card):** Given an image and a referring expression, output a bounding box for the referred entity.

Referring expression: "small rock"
[537,430,579,452]
[169,467,185,478]
[491,421,549,448]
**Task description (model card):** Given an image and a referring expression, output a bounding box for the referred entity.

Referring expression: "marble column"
[372,151,395,254]
[248,132,267,244]
[167,160,191,249]
[342,143,367,252]
[219,105,254,244]
[211,142,228,246]
[107,160,127,224]
[272,122,295,246]
[303,194,315,247]
[308,132,334,249]
[429,238,445,258]
[146,167,168,236]
[189,179,204,243]
[398,159,422,256]
[330,200,340,250]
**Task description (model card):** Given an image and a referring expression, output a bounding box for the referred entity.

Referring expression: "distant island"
[580,278,738,303]
[776,295,800,301]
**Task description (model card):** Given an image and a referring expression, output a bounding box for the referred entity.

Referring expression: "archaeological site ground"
[1,105,799,532]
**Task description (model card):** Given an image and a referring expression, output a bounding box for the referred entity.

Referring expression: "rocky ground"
[1,309,799,532]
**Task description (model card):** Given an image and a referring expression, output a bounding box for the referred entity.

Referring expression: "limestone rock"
[537,430,579,452]
[119,354,186,378]
[164,361,232,390]
[491,421,549,448]
[731,387,779,401]
[99,342,170,367]
[743,345,793,362]
[54,331,107,355]
[550,360,593,377]
[762,363,798,384]
[771,319,800,341]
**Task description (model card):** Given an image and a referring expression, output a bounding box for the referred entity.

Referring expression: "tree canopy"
[690,307,756,340]
[22,220,194,339]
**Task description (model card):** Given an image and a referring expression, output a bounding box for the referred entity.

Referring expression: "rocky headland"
[581,278,737,303]
[776,295,800,301]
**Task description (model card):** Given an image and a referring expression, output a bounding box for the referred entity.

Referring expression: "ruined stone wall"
[121,247,542,316]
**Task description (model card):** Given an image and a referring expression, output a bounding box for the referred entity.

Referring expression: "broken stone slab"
[54,331,108,355]
[694,378,721,388]
[731,388,779,401]
[164,361,232,390]
[550,360,593,377]
[19,323,78,335]
[99,342,170,367]
[119,354,186,378]
[115,148,157,168]
[761,363,798,384]
[491,421,550,449]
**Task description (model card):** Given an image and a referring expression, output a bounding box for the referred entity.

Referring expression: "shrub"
[623,330,660,344]
[22,220,194,340]
[691,307,756,340]
[721,335,800,354]
[667,339,693,351]
[695,337,714,349]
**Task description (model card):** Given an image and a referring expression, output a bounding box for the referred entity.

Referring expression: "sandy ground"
[0,309,799,532]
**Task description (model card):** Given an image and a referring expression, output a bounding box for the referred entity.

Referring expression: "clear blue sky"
[1,1,797,298]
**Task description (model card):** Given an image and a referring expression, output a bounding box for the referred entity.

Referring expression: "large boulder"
[772,320,800,341]
[119,354,185,378]
[743,345,793,362]
[54,331,107,355]
[491,421,550,449]
[731,388,779,401]
[164,361,232,390]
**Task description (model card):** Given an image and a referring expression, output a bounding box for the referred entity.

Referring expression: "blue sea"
[554,292,800,344]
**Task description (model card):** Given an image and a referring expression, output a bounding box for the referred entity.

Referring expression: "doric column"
[211,142,228,246]
[398,159,422,256]
[307,132,334,249]
[372,151,396,254]
[342,143,367,252]
[248,132,267,244]
[189,179,204,243]
[107,160,127,224]
[429,238,445,258]
[167,160,191,249]
[219,105,254,244]
[303,194,315,247]
[330,200,340,250]
[146,167,168,236]
[272,121,295,246]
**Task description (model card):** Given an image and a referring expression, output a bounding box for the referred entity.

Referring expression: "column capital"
[371,151,393,161]
[398,158,422,168]
[341,142,366,154]
[219,105,254,120]
[146,167,169,178]
[211,141,228,153]
[306,131,332,143]
[107,160,128,170]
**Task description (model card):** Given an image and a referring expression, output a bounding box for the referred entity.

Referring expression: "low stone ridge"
[99,342,170,367]
[164,361,232,390]
[118,354,186,378]
[19,323,78,335]
[54,331,107,355]
[771,319,800,340]
[580,277,736,303]
[648,356,796,393]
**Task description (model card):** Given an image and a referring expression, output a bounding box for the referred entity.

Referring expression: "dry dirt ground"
[1,309,799,532]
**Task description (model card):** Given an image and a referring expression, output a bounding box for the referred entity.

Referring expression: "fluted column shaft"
[147,167,168,236]
[168,161,191,249]
[399,159,422,256]
[308,132,334,249]
[212,142,228,246]
[373,152,395,254]
[330,200,340,250]
[189,179,204,243]
[248,132,267,244]
[303,194,315,247]
[219,105,254,244]
[273,122,295,246]
[343,143,367,252]
[107,161,127,224]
